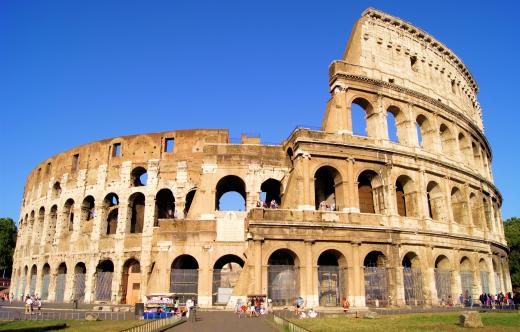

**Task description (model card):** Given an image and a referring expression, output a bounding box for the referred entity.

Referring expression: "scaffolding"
[364,267,389,307]
[403,267,424,305]
[460,271,473,297]
[94,272,112,301]
[480,271,490,294]
[434,268,451,301]
[170,269,198,303]
[318,266,345,306]
[212,268,241,305]
[268,265,298,306]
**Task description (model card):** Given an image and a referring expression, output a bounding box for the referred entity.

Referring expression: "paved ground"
[167,311,274,332]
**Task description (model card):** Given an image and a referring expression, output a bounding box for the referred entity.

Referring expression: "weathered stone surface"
[459,311,483,328]
[85,313,99,321]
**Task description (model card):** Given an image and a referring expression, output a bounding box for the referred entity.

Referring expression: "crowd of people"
[478,291,519,309]
[256,199,279,209]
[235,296,271,317]
[24,294,42,314]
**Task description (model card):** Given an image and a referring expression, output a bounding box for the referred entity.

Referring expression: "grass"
[0,319,145,332]
[288,311,520,332]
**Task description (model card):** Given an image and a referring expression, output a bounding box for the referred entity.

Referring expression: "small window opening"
[72,154,79,172]
[388,78,395,84]
[46,163,51,175]
[410,56,418,72]
[131,167,148,187]
[451,80,457,94]
[165,138,174,152]
[37,168,41,180]
[112,143,121,157]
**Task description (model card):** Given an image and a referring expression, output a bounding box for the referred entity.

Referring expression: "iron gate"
[480,271,490,294]
[170,269,198,304]
[364,267,389,307]
[95,272,113,301]
[212,269,241,305]
[55,273,66,302]
[73,273,86,301]
[434,268,451,301]
[494,272,502,293]
[403,267,424,306]
[30,274,36,296]
[41,274,50,300]
[318,266,344,306]
[21,275,26,299]
[268,265,298,306]
[460,271,473,298]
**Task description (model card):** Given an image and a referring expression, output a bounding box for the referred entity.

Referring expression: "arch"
[351,97,375,137]
[434,255,451,302]
[47,205,58,245]
[416,114,434,150]
[73,262,87,302]
[402,252,424,305]
[130,166,148,187]
[103,193,119,235]
[469,193,481,228]
[314,166,341,211]
[317,249,347,307]
[387,105,405,143]
[55,262,67,302]
[184,189,196,218]
[52,182,62,199]
[482,197,492,230]
[215,175,246,211]
[439,123,455,157]
[95,260,114,301]
[63,198,75,232]
[395,175,417,217]
[35,207,45,244]
[363,251,389,307]
[479,259,490,294]
[426,181,443,221]
[212,255,244,305]
[458,132,470,164]
[170,255,199,303]
[358,170,382,214]
[460,257,473,298]
[268,249,300,306]
[451,187,467,225]
[129,192,145,233]
[29,265,37,296]
[81,196,95,234]
[492,259,503,293]
[121,258,141,305]
[155,188,176,224]
[260,178,282,207]
[41,264,51,300]
[471,142,481,170]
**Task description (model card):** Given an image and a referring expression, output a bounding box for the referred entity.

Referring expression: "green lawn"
[289,311,520,332]
[0,319,145,332]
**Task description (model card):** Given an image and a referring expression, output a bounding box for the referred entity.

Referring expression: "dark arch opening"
[358,170,379,214]
[314,166,341,211]
[104,193,119,235]
[41,264,51,300]
[155,189,176,225]
[55,263,67,303]
[268,249,299,306]
[215,175,246,211]
[212,255,245,305]
[184,189,196,218]
[73,262,87,302]
[170,255,199,303]
[317,250,346,307]
[129,192,145,233]
[260,179,282,207]
[95,260,114,301]
[364,251,389,307]
[64,199,75,232]
[402,252,424,306]
[131,167,148,187]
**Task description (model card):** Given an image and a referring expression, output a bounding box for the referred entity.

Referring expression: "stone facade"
[12,8,511,309]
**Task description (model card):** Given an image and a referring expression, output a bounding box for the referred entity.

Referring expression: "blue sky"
[1,0,519,222]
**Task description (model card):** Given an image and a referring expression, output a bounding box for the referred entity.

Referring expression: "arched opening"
[55,263,67,303]
[212,255,244,305]
[260,179,282,207]
[170,255,199,303]
[395,180,406,217]
[184,189,196,218]
[492,260,502,293]
[314,166,341,211]
[35,207,45,244]
[479,259,489,294]
[387,106,404,143]
[482,197,492,230]
[41,264,50,300]
[95,260,114,301]
[458,133,470,164]
[73,263,87,303]
[469,193,481,228]
[286,148,294,167]
[416,114,433,150]
[21,266,28,298]
[460,257,473,299]
[439,124,455,157]
[472,142,481,170]
[155,189,176,225]
[351,98,373,137]
[104,193,119,235]
[81,196,95,234]
[317,250,346,307]
[434,255,451,302]
[121,259,141,305]
[426,181,443,221]
[451,187,467,225]
[395,175,417,217]
[358,170,382,214]
[52,182,61,199]
[268,249,299,306]
[29,265,37,296]
[129,192,145,233]
[130,167,148,187]
[63,199,75,232]
[47,205,58,245]
[215,175,246,211]
[402,252,424,306]
[363,251,389,307]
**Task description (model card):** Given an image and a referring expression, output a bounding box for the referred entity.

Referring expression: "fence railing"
[0,310,133,321]
[272,314,310,332]
[119,316,180,332]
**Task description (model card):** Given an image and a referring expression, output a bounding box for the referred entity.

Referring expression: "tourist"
[173,296,179,316]
[249,297,259,317]
[468,296,473,308]
[308,308,318,318]
[270,200,278,209]
[459,294,464,307]
[447,296,453,308]
[24,295,32,314]
[185,297,194,321]
[342,297,350,313]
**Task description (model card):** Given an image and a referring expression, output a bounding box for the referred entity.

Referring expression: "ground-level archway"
[317,250,347,306]
[363,251,389,307]
[73,263,87,302]
[41,264,50,300]
[268,249,299,306]
[212,255,244,305]
[95,260,114,301]
[55,263,67,302]
[402,252,424,306]
[170,255,199,304]
[121,259,141,305]
[434,255,451,302]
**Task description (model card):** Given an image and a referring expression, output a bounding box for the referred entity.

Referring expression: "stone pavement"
[166,311,274,332]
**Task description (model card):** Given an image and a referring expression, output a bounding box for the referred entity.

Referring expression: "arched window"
[184,189,196,218]
[95,260,114,301]
[55,263,67,302]
[460,257,473,298]
[402,252,424,306]
[416,114,433,150]
[387,106,405,143]
[434,255,451,301]
[63,199,75,232]
[458,132,470,164]
[129,192,145,233]
[41,264,51,300]
[212,255,244,305]
[395,175,417,217]
[426,181,443,221]
[260,179,282,207]
[215,175,246,211]
[29,265,37,296]
[439,124,455,157]
[317,250,346,307]
[155,189,175,225]
[351,98,374,137]
[268,249,299,306]
[395,180,406,217]
[81,196,95,235]
[479,259,490,294]
[52,182,61,199]
[358,170,382,214]
[131,167,148,187]
[314,166,341,211]
[450,187,467,225]
[73,263,87,302]
[104,193,119,235]
[363,251,389,307]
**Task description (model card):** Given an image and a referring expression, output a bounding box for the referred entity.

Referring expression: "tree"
[0,218,17,278]
[504,217,520,289]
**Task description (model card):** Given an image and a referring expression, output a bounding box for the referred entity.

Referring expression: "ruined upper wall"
[340,8,483,130]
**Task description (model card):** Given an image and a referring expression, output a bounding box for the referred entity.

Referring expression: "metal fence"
[268,266,299,306]
[480,271,490,294]
[460,271,473,297]
[212,268,241,305]
[403,267,425,306]
[318,266,344,307]
[55,273,66,302]
[120,316,180,332]
[95,272,113,301]
[170,269,198,304]
[41,274,50,300]
[74,273,86,301]
[434,269,451,301]
[0,310,133,321]
[29,274,36,295]
[494,272,502,293]
[272,314,310,332]
[364,267,389,307]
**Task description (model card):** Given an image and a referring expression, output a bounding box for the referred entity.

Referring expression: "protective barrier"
[480,271,489,294]
[95,271,113,301]
[41,273,50,300]
[73,273,86,301]
[29,274,36,296]
[55,273,66,302]
[170,269,198,303]
[460,271,473,297]
[318,266,345,306]
[403,267,424,305]
[434,269,451,301]
[268,265,298,306]
[212,268,241,305]
[364,267,389,307]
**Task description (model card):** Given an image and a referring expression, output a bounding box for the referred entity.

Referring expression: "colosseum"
[12,8,512,309]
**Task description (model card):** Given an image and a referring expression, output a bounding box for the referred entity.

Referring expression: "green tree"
[504,217,520,289]
[0,218,17,278]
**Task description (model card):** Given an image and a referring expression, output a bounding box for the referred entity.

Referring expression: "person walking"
[342,297,350,313]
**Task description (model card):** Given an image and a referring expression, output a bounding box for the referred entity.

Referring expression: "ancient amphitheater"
[12,8,512,309]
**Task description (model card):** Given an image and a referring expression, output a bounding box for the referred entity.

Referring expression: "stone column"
[83,260,97,303]
[197,246,211,308]
[346,158,358,213]
[304,240,316,307]
[253,238,263,295]
[488,256,497,295]
[350,242,364,307]
[48,271,57,302]
[301,152,313,210]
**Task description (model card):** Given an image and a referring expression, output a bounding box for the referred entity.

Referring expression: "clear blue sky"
[1,0,519,222]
